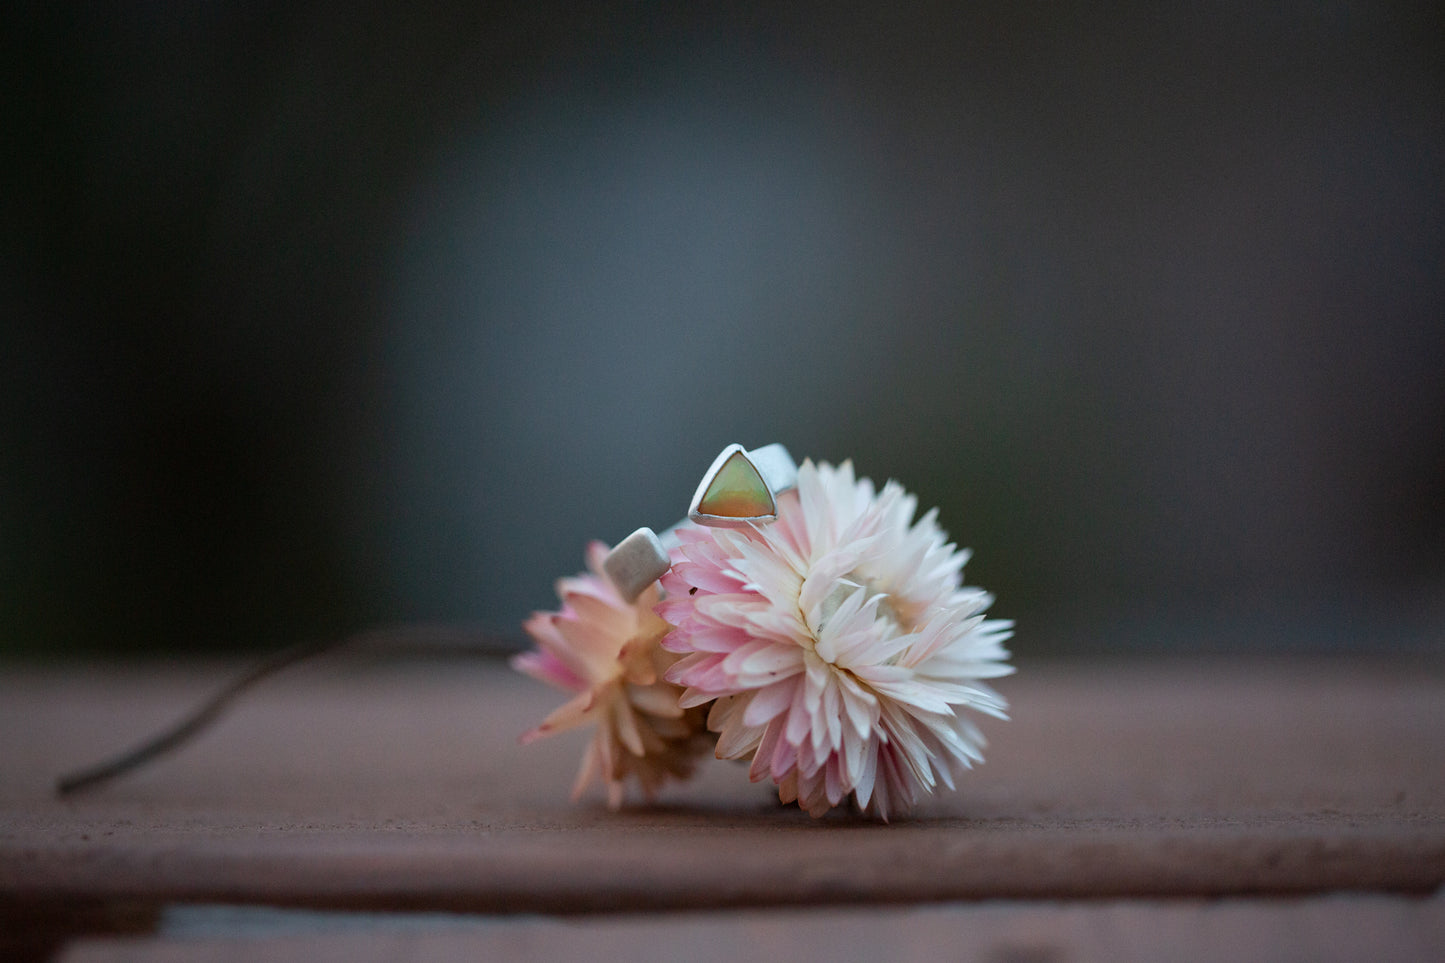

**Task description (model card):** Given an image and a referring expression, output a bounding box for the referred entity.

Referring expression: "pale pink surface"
[512,542,711,807]
[661,460,1013,819]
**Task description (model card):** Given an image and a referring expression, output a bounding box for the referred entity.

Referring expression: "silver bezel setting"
[600,442,801,599]
[687,443,777,528]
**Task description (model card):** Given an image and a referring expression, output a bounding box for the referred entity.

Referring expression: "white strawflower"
[659,459,1013,819]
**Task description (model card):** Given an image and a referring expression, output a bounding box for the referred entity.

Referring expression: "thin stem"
[54,625,509,797]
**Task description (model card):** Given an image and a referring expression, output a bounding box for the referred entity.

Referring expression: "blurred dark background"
[3,2,1442,658]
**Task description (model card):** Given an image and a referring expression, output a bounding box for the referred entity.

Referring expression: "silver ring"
[602,443,798,603]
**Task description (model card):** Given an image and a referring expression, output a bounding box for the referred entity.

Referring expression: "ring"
[600,527,672,604]
[602,443,798,602]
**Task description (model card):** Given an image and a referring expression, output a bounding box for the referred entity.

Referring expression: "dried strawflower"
[659,459,1013,819]
[512,542,711,807]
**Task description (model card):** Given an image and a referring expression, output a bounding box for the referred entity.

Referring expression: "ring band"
[603,443,798,602]
[747,443,800,501]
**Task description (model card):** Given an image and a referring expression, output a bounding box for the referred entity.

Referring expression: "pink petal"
[521,689,596,743]
[509,649,584,693]
[671,561,744,595]
[742,677,798,727]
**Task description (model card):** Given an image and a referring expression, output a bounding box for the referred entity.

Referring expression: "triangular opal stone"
[696,450,775,520]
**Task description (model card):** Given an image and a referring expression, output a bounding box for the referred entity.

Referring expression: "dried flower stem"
[55,625,510,797]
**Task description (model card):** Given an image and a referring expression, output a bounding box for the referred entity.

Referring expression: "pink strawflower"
[660,460,1013,819]
[512,542,711,808]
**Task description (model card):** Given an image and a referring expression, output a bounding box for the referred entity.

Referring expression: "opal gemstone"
[696,450,776,519]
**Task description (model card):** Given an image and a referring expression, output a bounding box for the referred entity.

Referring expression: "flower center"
[815,576,908,638]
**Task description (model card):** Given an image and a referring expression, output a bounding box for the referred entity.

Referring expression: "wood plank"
[54,894,1445,963]
[2,657,1442,915]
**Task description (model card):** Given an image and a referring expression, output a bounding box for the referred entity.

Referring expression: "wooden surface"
[50,893,1445,963]
[2,655,1444,958]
